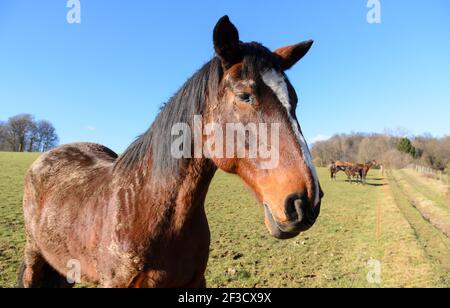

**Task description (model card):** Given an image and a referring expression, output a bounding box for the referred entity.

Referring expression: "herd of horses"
[329,160,378,184]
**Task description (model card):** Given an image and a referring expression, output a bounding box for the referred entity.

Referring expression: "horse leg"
[20,241,74,288]
[20,241,45,288]
[195,276,207,288]
[184,273,207,288]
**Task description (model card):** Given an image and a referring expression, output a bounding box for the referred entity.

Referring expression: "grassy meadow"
[0,152,449,288]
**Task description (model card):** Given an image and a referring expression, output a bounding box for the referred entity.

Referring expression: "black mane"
[115,42,279,177]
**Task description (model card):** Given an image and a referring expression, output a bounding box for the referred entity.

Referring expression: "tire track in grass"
[388,171,450,285]
[373,174,441,287]
[392,171,450,238]
[400,169,450,212]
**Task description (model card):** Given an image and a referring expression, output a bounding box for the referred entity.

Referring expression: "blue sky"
[0,0,449,152]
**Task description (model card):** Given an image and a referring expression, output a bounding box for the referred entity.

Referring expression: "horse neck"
[362,162,373,172]
[161,158,217,233]
[114,156,217,238]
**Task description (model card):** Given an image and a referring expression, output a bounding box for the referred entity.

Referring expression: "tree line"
[0,114,59,152]
[311,132,450,172]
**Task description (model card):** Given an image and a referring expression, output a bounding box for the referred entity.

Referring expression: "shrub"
[313,157,323,168]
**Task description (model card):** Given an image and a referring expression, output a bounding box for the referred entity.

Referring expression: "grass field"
[0,152,449,288]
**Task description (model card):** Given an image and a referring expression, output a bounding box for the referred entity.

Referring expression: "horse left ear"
[273,40,314,71]
[213,16,242,70]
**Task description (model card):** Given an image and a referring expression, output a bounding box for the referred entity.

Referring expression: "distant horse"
[329,160,351,180]
[355,160,378,184]
[19,16,323,288]
[329,162,337,180]
[344,165,359,184]
[330,160,378,184]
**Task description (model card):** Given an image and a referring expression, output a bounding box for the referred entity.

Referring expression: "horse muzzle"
[264,193,321,240]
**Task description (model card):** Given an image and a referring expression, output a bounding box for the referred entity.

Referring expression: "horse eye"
[237,93,254,103]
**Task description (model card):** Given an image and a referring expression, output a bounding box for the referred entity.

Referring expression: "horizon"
[1,1,449,152]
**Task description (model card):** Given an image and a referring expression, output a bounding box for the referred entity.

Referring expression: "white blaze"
[261,69,321,206]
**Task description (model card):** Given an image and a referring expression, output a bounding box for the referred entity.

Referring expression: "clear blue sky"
[1,0,449,152]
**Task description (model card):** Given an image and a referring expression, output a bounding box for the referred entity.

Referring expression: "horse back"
[26,143,117,196]
[22,143,118,281]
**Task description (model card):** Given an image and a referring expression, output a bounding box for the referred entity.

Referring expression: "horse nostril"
[294,199,304,221]
[284,192,305,221]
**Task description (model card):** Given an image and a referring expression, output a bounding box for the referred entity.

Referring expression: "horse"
[19,16,323,288]
[355,160,378,184]
[329,160,351,180]
[329,162,338,181]
[342,160,378,184]
[344,164,361,184]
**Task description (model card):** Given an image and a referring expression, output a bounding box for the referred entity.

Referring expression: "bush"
[382,149,412,169]
[313,157,323,168]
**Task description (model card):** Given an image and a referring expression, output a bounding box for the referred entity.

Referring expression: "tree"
[27,121,39,152]
[6,114,35,152]
[397,137,417,158]
[0,122,11,151]
[0,115,59,152]
[36,120,59,152]
[310,132,449,171]
[413,136,450,171]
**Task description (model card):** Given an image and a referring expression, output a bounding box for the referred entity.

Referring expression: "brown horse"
[333,160,378,184]
[344,164,361,184]
[355,160,378,184]
[329,160,351,180]
[19,16,323,288]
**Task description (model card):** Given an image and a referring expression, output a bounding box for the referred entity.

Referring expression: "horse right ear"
[274,40,314,71]
[213,16,241,70]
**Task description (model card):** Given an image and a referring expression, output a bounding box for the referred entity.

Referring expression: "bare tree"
[36,120,59,152]
[6,114,35,152]
[0,121,12,151]
[27,122,39,152]
[0,115,59,153]
[311,132,449,170]
[413,136,450,171]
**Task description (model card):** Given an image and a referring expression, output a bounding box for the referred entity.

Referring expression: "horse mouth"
[263,203,319,240]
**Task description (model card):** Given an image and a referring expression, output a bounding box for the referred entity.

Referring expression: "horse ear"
[273,40,314,71]
[213,16,241,70]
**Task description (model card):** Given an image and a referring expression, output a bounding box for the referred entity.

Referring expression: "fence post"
[413,164,450,186]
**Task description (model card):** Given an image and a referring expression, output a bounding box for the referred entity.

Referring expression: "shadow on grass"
[365,183,388,187]
[341,180,388,187]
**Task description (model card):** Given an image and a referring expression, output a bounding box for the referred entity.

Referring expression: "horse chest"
[101,245,208,288]
[100,224,210,288]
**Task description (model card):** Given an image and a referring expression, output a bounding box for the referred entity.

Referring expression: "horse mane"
[115,42,278,177]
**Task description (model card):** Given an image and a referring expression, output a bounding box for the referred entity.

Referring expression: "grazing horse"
[19,16,323,288]
[330,160,351,180]
[330,160,378,184]
[345,164,362,184]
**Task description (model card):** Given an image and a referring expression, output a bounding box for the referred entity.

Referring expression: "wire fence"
[409,164,450,186]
